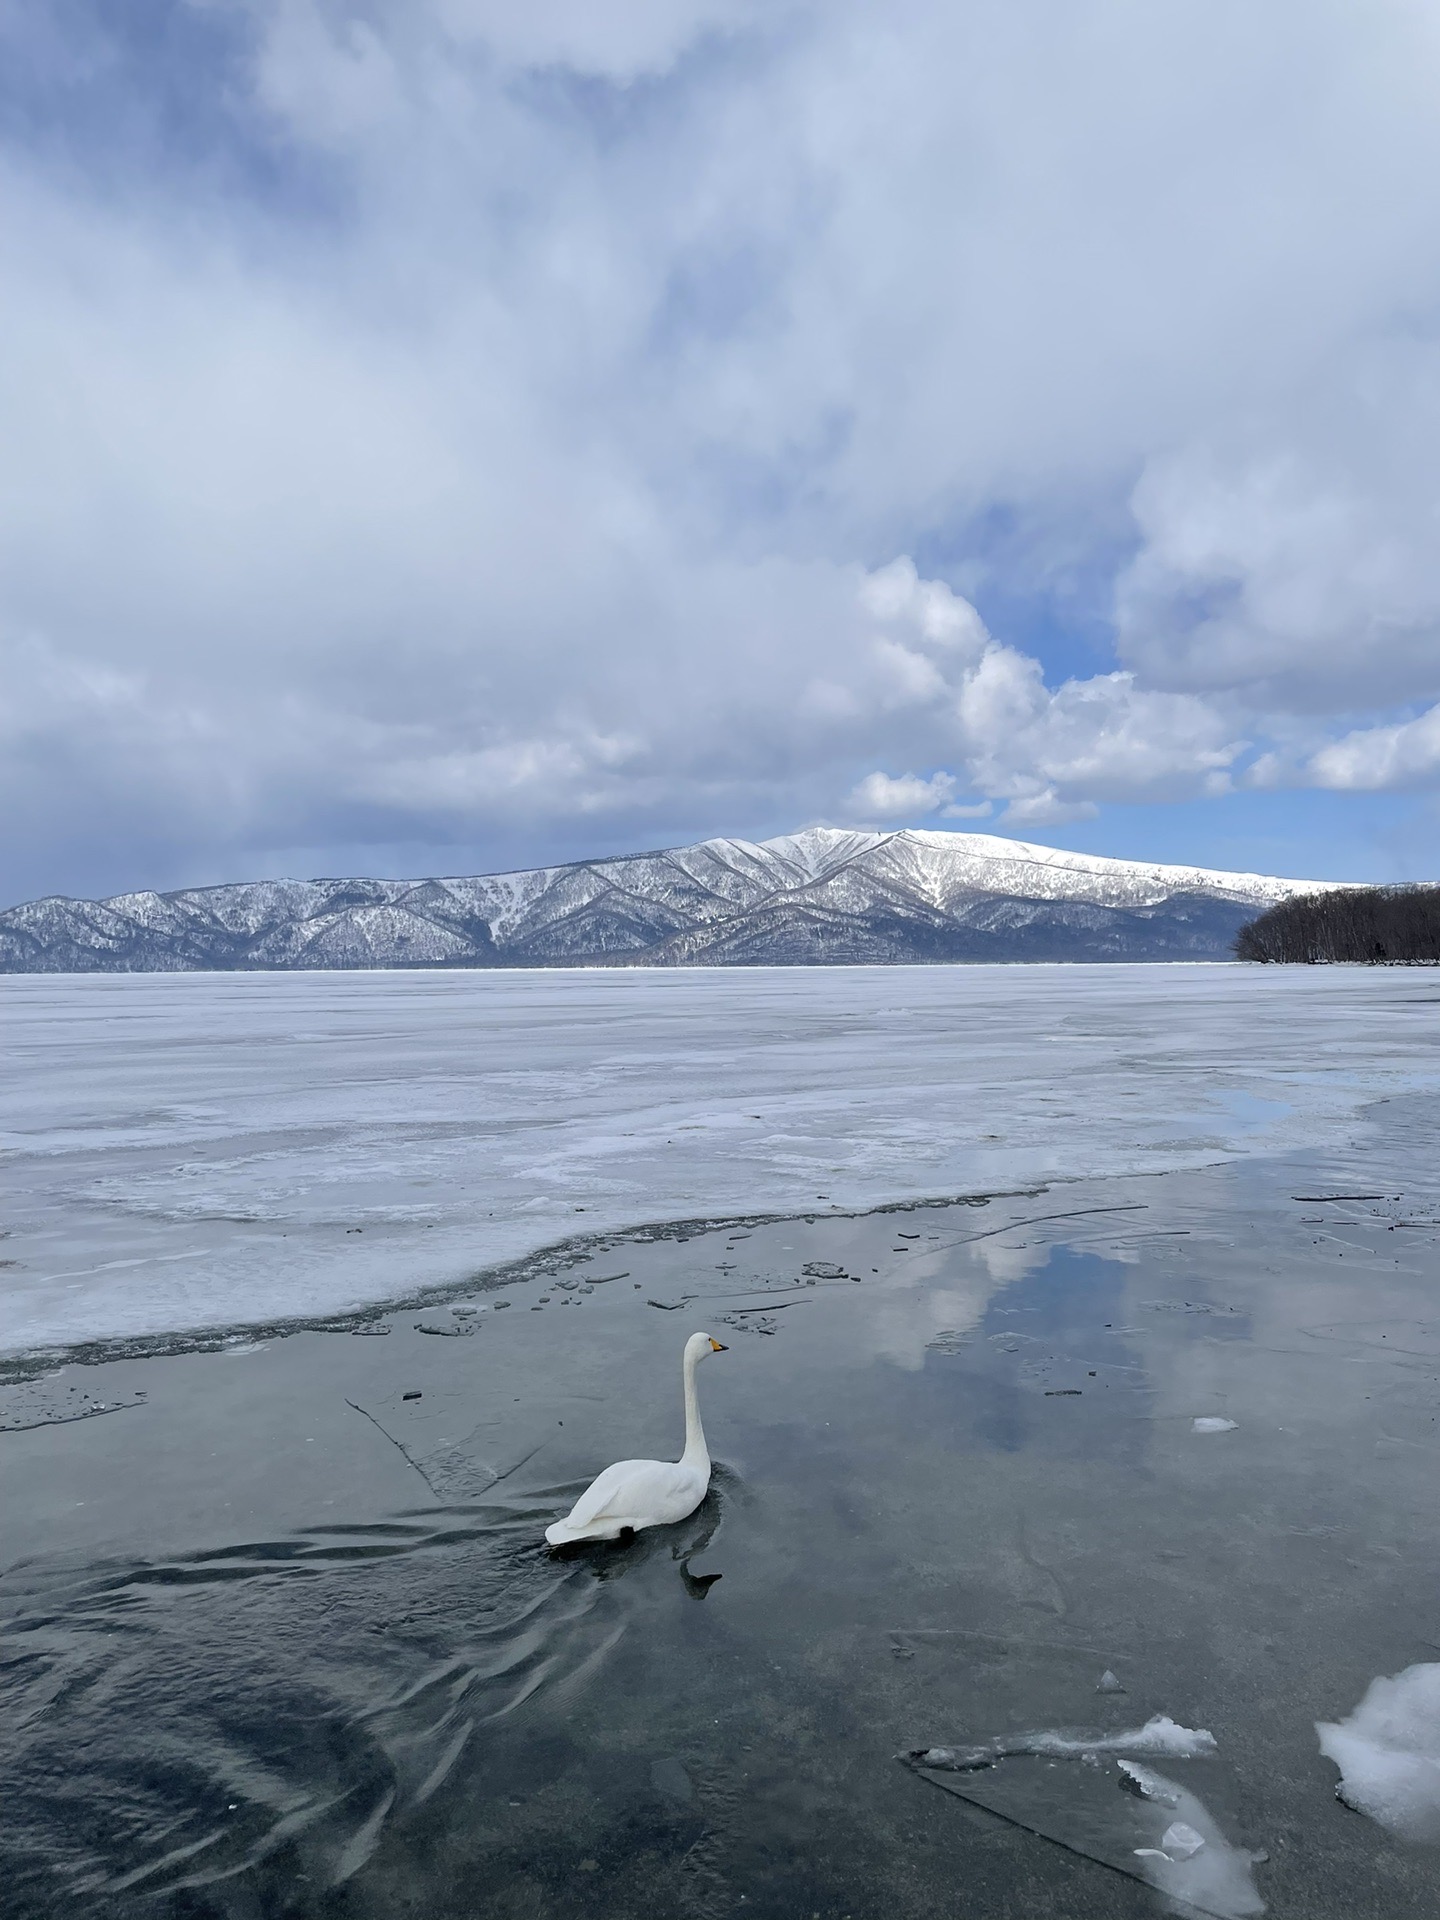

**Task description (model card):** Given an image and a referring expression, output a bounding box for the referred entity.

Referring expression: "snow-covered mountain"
[0,828,1324,972]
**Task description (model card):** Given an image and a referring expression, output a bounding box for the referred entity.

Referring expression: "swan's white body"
[544,1332,726,1546]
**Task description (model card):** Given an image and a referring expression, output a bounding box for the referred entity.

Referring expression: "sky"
[4,0,1440,904]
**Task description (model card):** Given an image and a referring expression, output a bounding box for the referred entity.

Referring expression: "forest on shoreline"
[1236,885,1440,963]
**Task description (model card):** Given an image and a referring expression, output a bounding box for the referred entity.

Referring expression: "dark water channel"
[3,1125,1440,1919]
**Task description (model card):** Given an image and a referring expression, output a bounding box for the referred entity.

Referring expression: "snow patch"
[1317,1663,1440,1842]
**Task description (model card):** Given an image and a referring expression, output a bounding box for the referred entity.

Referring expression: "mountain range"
[0,829,1324,972]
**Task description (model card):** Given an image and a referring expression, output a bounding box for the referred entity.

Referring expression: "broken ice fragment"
[1097,1669,1127,1693]
[1034,1716,1216,1760]
[902,1715,1217,1771]
[1160,1819,1206,1859]
[1116,1760,1179,1805]
[911,1746,984,1771]
[1193,1416,1238,1433]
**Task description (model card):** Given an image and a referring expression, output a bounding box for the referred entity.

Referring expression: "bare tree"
[1234,886,1440,963]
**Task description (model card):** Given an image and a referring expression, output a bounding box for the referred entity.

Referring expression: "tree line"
[1234,885,1440,963]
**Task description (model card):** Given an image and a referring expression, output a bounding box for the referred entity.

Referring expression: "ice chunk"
[1045,1715,1217,1760]
[1316,1662,1440,1842]
[1193,1417,1239,1433]
[1159,1819,1207,1859]
[910,1747,976,1769]
[1097,1669,1127,1693]
[903,1715,1218,1770]
[1117,1760,1179,1805]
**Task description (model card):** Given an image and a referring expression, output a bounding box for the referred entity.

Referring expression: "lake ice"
[4,966,1440,1917]
[3,962,1439,1355]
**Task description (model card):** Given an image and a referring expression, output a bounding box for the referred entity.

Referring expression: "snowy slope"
[0,828,1326,973]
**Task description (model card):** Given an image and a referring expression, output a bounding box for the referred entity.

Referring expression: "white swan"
[544,1332,727,1546]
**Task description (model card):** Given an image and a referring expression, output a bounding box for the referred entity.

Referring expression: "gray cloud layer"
[4,0,1440,899]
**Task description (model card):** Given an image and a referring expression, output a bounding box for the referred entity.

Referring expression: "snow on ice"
[1317,1664,1440,1843]
[2,962,1436,1354]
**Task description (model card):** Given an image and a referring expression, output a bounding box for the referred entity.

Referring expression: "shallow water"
[3,1109,1440,1918]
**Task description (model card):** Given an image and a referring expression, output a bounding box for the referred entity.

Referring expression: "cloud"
[956,656,1242,804]
[845,770,958,819]
[1300,704,1440,792]
[433,0,767,80]
[859,558,989,653]
[4,0,1440,897]
[1117,351,1440,713]
[831,570,1249,827]
[998,791,1099,828]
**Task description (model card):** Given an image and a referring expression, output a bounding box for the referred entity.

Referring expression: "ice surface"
[3,962,1437,1354]
[1316,1663,1440,1842]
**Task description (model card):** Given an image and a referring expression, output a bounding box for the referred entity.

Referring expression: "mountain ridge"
[0,827,1329,973]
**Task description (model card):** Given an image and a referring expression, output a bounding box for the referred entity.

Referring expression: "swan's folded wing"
[564,1457,691,1529]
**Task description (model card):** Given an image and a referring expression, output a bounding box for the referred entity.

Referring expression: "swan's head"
[686,1331,728,1363]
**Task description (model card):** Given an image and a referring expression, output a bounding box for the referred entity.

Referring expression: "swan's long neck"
[680,1345,709,1471]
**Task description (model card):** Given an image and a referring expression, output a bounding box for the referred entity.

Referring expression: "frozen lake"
[3,964,1439,1356]
[5,967,1440,1916]
[5,1141,1440,1917]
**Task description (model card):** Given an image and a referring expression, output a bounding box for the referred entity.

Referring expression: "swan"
[544,1332,728,1546]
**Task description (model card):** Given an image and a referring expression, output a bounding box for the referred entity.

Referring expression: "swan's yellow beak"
[709,1337,727,1351]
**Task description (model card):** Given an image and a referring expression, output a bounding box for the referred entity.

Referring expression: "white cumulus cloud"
[845,770,958,819]
[1302,704,1440,792]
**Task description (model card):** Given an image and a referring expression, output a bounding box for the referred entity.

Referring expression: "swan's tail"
[545,1520,602,1551]
[544,1516,628,1547]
